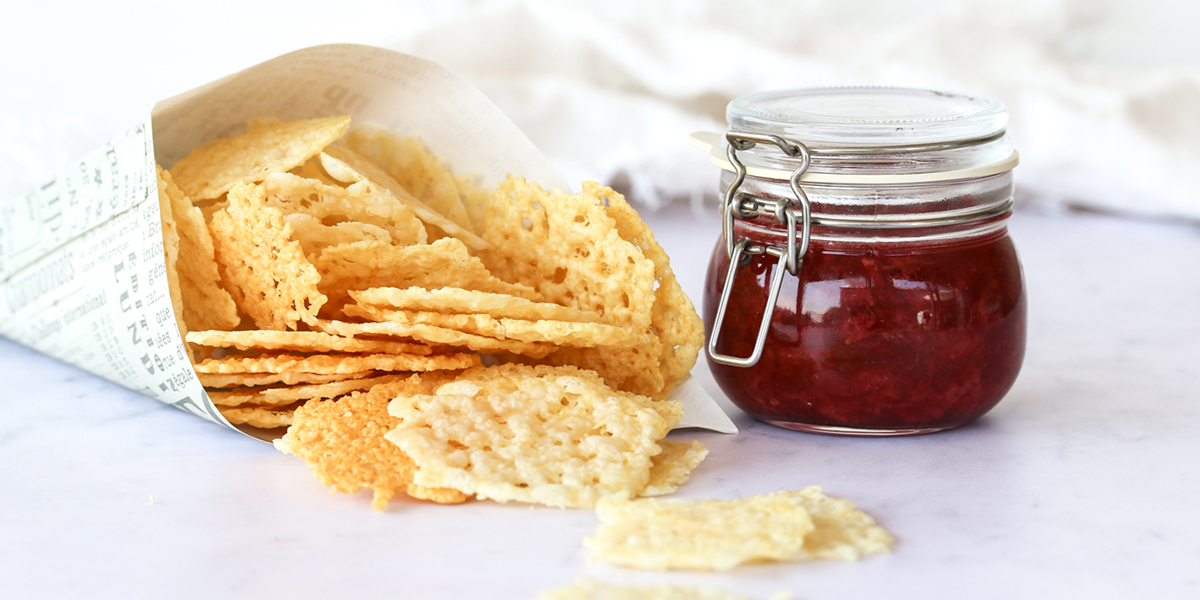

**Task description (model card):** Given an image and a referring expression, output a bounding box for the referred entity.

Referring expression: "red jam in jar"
[698,87,1026,435]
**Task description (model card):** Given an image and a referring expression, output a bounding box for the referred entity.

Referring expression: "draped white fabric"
[3,0,1199,221]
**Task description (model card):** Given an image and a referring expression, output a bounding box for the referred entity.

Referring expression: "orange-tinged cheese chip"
[274,376,467,509]
[209,183,326,330]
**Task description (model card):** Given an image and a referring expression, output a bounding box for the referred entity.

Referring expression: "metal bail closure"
[708,132,812,368]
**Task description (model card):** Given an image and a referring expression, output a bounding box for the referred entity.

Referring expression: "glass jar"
[697,87,1026,436]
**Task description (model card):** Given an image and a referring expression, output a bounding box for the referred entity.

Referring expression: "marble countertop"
[2,207,1197,599]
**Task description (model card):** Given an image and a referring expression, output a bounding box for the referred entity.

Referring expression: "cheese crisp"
[584,486,893,570]
[160,116,711,513]
[385,364,681,508]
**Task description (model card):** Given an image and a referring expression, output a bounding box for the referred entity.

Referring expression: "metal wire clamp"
[708,132,812,368]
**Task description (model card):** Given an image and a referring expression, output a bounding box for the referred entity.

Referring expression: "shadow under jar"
[700,87,1026,436]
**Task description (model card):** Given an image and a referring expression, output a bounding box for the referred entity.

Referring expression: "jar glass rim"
[728,87,1008,149]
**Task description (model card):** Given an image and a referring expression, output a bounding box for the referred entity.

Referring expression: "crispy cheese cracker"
[185,330,432,355]
[209,182,326,330]
[787,486,895,560]
[585,486,893,571]
[350,286,601,323]
[482,177,656,330]
[159,168,240,332]
[259,172,427,246]
[274,376,467,509]
[342,127,475,232]
[315,238,540,313]
[641,440,708,497]
[220,404,299,429]
[321,146,487,250]
[344,304,639,348]
[155,167,190,362]
[193,351,479,374]
[384,364,676,509]
[207,374,409,407]
[199,371,375,389]
[585,492,814,571]
[316,319,556,358]
[547,184,704,399]
[169,116,351,201]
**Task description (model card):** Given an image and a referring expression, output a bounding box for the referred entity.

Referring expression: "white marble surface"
[2,207,1198,599]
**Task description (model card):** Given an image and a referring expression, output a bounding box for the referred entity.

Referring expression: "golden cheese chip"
[193,351,480,375]
[342,127,475,233]
[207,374,409,407]
[156,167,190,362]
[384,364,675,509]
[274,376,467,509]
[284,213,393,261]
[641,440,708,497]
[585,486,893,571]
[320,146,488,251]
[199,371,375,389]
[315,238,540,313]
[350,286,601,323]
[289,156,343,186]
[259,172,427,246]
[343,304,639,348]
[547,184,704,399]
[185,330,432,355]
[316,319,556,358]
[169,116,352,201]
[482,176,656,330]
[585,491,814,571]
[455,174,490,235]
[538,578,768,600]
[220,403,299,429]
[159,167,241,332]
[786,486,895,560]
[209,182,326,330]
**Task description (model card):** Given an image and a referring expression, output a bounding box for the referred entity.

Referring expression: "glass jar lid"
[694,87,1018,182]
[728,87,1007,149]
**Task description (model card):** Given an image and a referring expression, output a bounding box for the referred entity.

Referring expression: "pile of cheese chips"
[156,116,707,509]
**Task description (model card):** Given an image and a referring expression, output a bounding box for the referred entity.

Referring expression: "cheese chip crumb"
[584,486,892,571]
[384,364,677,508]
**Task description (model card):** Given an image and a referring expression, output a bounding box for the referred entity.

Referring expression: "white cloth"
[3,0,1199,223]
[392,0,1200,221]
